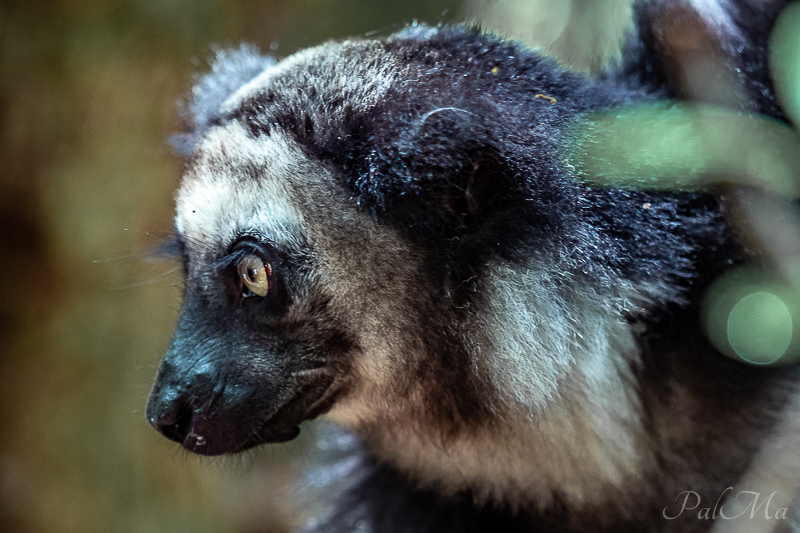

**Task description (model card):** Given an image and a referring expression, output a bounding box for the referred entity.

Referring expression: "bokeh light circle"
[702,266,800,366]
[727,291,793,364]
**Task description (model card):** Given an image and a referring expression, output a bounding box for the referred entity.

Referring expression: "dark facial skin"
[146,237,348,455]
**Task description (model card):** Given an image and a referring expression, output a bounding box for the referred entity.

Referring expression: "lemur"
[146,1,800,531]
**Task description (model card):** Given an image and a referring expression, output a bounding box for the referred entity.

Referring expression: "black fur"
[218,24,741,303]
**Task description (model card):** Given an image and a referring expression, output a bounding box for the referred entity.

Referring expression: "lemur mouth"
[183,369,340,456]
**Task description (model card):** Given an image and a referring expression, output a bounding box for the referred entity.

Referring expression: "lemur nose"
[148,399,193,445]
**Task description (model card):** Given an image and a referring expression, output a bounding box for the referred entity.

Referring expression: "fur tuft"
[171,44,275,155]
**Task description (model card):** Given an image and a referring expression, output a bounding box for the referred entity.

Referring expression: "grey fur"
[172,43,274,155]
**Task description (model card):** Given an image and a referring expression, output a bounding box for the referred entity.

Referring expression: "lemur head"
[146,27,727,474]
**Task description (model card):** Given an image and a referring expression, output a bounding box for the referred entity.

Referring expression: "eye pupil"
[237,254,270,297]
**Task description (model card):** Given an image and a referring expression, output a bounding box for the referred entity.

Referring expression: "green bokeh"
[703,267,800,366]
[771,1,800,128]
[567,104,800,197]
[727,291,793,365]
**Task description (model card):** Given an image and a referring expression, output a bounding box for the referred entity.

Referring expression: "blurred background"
[0,1,640,531]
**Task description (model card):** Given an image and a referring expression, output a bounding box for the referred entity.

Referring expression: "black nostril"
[149,402,193,445]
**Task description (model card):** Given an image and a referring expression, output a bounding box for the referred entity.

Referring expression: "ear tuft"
[172,44,275,156]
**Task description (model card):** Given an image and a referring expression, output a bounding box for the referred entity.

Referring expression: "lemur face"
[148,126,339,454]
[146,43,404,455]
[147,117,452,456]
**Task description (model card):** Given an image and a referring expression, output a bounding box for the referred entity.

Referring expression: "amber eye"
[237,254,271,297]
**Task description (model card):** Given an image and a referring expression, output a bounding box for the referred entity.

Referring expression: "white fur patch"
[358,259,659,510]
[221,41,402,117]
[689,0,742,39]
[471,261,644,415]
[176,123,307,258]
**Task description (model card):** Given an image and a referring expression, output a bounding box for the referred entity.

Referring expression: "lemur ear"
[354,106,524,244]
[620,0,788,119]
[429,127,511,226]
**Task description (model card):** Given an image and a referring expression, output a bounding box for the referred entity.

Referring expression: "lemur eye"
[237,255,271,297]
